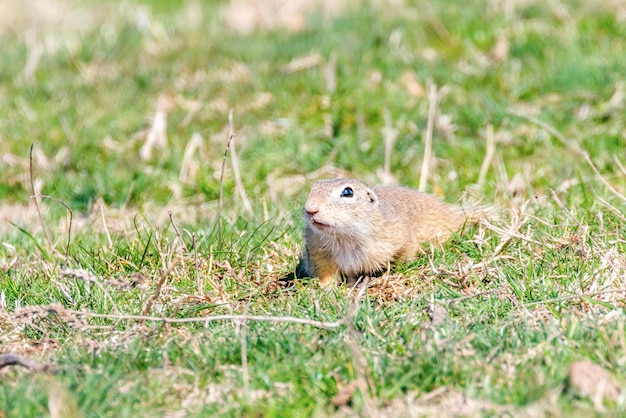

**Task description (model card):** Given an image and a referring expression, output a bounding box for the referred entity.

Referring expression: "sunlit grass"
[1,0,625,416]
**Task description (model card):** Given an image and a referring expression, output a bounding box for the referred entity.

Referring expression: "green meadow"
[1,0,625,416]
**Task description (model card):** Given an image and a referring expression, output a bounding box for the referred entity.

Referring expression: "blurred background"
[0,0,624,228]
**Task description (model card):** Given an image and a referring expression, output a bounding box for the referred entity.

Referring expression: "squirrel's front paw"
[318,274,338,288]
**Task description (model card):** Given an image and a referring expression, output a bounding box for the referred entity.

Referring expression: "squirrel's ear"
[366,189,378,204]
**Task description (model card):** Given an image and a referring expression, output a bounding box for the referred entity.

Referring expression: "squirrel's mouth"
[307,215,330,230]
[311,220,329,230]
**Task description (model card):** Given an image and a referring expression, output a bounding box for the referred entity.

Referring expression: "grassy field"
[1,0,625,416]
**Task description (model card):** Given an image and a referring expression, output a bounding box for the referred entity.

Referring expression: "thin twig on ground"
[70,309,345,329]
[0,353,51,372]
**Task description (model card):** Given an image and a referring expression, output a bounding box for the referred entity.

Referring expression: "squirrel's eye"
[340,187,354,198]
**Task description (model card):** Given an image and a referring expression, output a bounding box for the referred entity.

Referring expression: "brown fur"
[297,178,474,286]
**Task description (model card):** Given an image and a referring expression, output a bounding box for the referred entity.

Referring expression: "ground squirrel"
[297,178,479,286]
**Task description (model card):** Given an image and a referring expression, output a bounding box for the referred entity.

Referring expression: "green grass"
[1,0,626,416]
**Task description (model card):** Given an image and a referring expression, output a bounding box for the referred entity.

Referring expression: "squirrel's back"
[373,185,466,250]
[299,179,476,286]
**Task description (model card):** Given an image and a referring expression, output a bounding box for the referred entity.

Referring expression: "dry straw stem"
[140,255,180,316]
[228,113,254,217]
[11,304,93,331]
[140,95,171,160]
[524,289,626,307]
[168,210,189,253]
[467,198,533,262]
[29,144,53,253]
[418,82,440,192]
[324,51,337,94]
[508,108,626,204]
[98,199,113,248]
[217,109,255,245]
[381,109,398,184]
[596,196,626,222]
[481,218,548,250]
[218,110,233,246]
[40,194,73,258]
[614,155,626,177]
[61,267,122,315]
[29,145,74,259]
[477,124,496,187]
[550,190,586,229]
[192,233,203,295]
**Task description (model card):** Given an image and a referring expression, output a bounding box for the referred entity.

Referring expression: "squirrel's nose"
[304,201,319,215]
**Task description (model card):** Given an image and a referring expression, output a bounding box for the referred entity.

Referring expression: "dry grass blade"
[614,155,626,177]
[192,233,202,296]
[419,82,439,192]
[509,108,626,204]
[228,112,254,217]
[380,109,398,185]
[27,145,74,259]
[11,303,92,330]
[140,256,180,316]
[140,95,172,160]
[581,151,626,204]
[596,196,626,222]
[524,289,626,307]
[324,51,337,94]
[168,210,189,253]
[29,144,53,253]
[40,194,73,258]
[218,109,235,246]
[477,124,496,187]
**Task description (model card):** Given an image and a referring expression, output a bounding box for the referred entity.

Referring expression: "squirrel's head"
[303,179,379,236]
